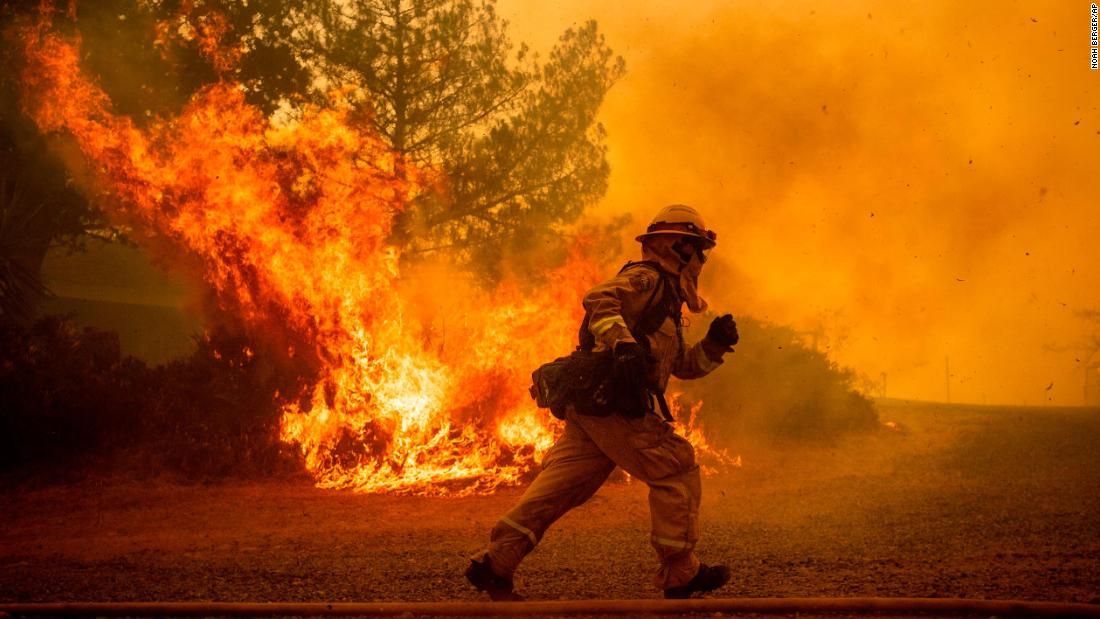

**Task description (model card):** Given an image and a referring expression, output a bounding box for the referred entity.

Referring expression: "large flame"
[11,12,728,494]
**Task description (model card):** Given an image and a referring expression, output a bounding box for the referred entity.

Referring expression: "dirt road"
[2,402,1098,604]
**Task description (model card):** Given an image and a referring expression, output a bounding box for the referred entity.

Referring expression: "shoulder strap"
[577,261,683,352]
[626,261,681,342]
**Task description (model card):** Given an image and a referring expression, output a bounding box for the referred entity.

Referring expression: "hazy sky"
[498,0,1100,405]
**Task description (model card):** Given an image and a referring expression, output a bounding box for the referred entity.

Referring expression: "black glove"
[706,314,739,348]
[612,341,652,417]
[613,341,650,384]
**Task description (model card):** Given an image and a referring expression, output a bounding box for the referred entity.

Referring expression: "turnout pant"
[479,408,702,590]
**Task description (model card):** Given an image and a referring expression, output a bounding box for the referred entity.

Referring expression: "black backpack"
[529,261,682,420]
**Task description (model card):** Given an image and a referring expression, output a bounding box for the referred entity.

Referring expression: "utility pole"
[945,356,951,404]
[1087,361,1100,406]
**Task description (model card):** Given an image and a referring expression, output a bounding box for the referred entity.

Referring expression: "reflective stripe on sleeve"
[590,315,628,336]
[695,344,722,373]
[500,516,538,546]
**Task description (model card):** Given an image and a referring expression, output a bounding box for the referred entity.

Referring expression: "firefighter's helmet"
[635,204,717,248]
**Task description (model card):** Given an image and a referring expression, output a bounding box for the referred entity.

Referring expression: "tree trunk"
[387,0,414,248]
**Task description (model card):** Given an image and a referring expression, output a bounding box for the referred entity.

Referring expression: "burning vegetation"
[0,1,876,493]
[9,6,597,494]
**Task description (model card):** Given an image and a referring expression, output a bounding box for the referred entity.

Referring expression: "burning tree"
[4,3,626,494]
[0,0,623,318]
[43,0,624,279]
[279,0,625,274]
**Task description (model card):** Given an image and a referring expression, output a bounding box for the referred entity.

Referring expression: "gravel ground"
[2,401,1098,611]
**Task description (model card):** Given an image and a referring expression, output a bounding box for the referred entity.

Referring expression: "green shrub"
[0,316,301,479]
[680,315,878,443]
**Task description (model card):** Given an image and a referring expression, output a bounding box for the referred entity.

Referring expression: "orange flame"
[667,393,741,474]
[11,12,730,494]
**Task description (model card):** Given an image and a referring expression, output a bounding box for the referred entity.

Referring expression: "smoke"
[502,0,1100,405]
[9,0,1098,413]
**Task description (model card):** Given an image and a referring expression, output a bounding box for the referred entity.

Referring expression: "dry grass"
[1,401,1098,604]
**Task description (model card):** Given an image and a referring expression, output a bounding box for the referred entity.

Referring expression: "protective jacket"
[582,260,722,392]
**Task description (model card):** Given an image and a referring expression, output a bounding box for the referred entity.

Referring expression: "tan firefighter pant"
[481,408,702,590]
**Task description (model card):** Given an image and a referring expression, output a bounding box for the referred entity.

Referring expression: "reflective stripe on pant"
[484,408,702,590]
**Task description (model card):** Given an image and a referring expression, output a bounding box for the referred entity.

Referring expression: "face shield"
[641,235,711,314]
[689,238,713,263]
[672,236,713,265]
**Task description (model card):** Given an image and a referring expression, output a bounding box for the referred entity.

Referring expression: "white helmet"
[634,204,717,248]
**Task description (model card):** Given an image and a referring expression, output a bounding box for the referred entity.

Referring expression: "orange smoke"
[502,1,1100,406]
[11,13,729,493]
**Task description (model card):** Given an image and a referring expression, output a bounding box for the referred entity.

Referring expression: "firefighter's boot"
[465,554,524,601]
[663,563,731,599]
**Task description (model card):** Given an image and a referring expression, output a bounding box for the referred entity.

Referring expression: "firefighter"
[466,204,740,600]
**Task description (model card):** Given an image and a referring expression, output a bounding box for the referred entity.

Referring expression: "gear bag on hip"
[529,261,681,420]
[529,349,615,420]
